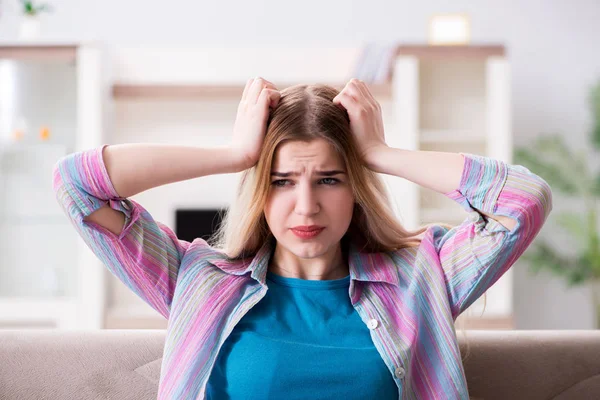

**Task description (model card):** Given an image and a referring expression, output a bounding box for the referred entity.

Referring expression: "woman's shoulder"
[389,223,450,259]
[183,238,253,272]
[184,238,225,260]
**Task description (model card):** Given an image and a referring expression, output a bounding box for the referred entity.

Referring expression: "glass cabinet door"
[0,55,79,300]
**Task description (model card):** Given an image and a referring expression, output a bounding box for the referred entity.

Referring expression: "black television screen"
[175,208,227,243]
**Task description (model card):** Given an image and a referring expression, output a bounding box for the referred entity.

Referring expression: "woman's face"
[263,138,355,259]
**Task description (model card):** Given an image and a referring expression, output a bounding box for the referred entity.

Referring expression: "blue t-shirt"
[206,270,398,399]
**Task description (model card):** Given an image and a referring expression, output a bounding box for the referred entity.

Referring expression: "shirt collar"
[206,235,400,288]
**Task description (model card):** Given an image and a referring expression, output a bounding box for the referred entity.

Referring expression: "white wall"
[2,0,599,329]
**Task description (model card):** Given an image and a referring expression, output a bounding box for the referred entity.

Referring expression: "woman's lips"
[291,227,325,239]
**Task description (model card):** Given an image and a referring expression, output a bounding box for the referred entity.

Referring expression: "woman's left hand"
[333,79,389,168]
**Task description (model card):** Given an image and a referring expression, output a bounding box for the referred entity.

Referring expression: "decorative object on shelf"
[513,78,600,328]
[18,0,53,40]
[428,14,471,45]
[39,126,50,141]
[12,116,27,142]
[351,42,399,84]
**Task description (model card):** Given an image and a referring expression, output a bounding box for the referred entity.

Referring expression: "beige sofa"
[1,329,599,399]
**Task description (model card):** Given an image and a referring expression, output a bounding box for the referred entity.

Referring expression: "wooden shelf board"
[396,44,505,59]
[420,130,486,144]
[0,45,78,62]
[112,82,393,99]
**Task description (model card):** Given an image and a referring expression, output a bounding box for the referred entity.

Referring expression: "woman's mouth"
[290,227,325,239]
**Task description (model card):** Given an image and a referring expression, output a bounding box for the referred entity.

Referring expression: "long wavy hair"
[210,83,486,363]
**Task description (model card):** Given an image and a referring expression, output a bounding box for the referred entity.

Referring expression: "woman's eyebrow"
[270,170,346,177]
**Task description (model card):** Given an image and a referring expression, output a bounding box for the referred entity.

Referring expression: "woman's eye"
[270,178,340,187]
[271,180,289,187]
[321,178,339,185]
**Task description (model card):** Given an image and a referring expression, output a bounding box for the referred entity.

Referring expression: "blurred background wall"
[1,0,599,329]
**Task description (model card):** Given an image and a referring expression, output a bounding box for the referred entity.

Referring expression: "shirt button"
[367,319,379,329]
[469,212,479,222]
[395,367,405,379]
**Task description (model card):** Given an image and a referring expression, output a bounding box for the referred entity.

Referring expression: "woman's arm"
[52,144,245,318]
[332,78,553,319]
[84,144,247,235]
[103,143,247,198]
[366,147,518,231]
[370,147,553,319]
[52,78,280,319]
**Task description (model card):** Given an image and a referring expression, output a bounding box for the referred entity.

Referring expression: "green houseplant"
[20,0,52,16]
[513,78,600,328]
[18,0,53,40]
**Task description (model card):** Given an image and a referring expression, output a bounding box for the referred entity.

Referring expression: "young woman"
[52,77,553,399]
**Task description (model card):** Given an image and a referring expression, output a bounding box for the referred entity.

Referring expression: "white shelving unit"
[0,44,513,330]
[389,45,513,328]
[0,43,111,329]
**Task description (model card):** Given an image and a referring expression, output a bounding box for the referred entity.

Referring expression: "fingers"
[268,89,281,108]
[354,81,375,104]
[247,78,265,105]
[241,78,253,103]
[332,90,356,113]
[333,81,361,114]
[244,77,278,105]
[333,78,379,113]
[259,88,281,109]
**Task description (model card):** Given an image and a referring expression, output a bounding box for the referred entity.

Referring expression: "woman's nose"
[294,184,319,215]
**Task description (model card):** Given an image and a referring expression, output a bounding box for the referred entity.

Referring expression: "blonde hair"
[210,83,484,364]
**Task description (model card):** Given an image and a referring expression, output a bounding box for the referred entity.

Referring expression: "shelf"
[419,140,487,155]
[397,44,505,59]
[0,44,78,62]
[112,81,393,100]
[420,129,486,144]
[0,44,115,329]
[418,59,486,132]
[0,142,68,151]
[0,215,69,225]
[421,207,466,225]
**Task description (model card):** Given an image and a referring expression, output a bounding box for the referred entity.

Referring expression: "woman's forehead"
[272,139,343,167]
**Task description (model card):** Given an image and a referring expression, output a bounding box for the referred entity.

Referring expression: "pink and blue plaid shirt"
[53,144,552,399]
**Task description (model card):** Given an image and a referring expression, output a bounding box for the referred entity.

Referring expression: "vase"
[18,15,42,40]
[591,279,600,329]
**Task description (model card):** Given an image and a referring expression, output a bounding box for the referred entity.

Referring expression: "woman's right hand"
[230,77,281,169]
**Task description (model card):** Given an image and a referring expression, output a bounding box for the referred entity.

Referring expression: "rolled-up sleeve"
[52,144,190,319]
[426,152,553,320]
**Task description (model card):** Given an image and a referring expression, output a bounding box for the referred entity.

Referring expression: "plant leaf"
[592,173,600,196]
[554,211,588,244]
[523,241,573,278]
[513,147,578,193]
[533,134,591,190]
[590,80,600,149]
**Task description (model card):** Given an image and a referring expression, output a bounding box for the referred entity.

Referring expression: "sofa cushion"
[0,329,165,400]
[1,329,600,399]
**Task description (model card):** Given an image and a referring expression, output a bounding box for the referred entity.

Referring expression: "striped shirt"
[52,144,553,399]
